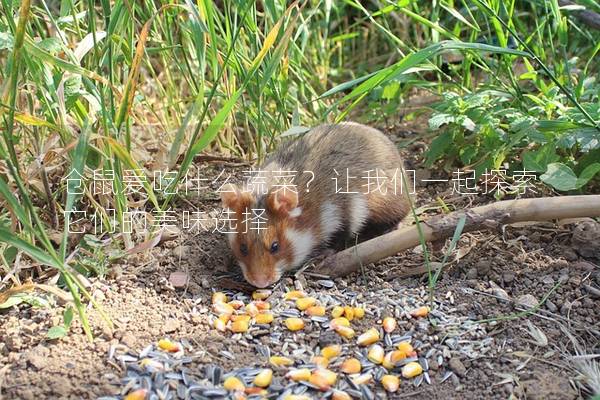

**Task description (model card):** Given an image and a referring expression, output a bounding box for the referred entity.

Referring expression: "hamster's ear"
[266,189,299,216]
[220,183,252,212]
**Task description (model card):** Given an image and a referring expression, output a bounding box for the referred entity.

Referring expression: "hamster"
[220,122,412,288]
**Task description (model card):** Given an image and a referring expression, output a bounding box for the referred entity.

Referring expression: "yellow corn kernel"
[330,317,350,330]
[253,369,273,387]
[321,344,341,360]
[331,390,352,400]
[244,387,267,395]
[285,317,305,331]
[230,315,251,323]
[382,317,397,333]
[224,376,245,391]
[253,300,270,311]
[283,395,311,400]
[213,302,235,315]
[230,319,249,333]
[296,297,317,311]
[157,339,181,353]
[396,341,414,357]
[367,344,384,364]
[312,356,329,368]
[245,303,259,317]
[343,306,354,321]
[218,314,231,324]
[254,313,274,324]
[353,307,365,319]
[334,325,355,339]
[285,368,311,382]
[383,350,406,370]
[212,292,228,304]
[331,305,344,318]
[139,358,165,371]
[308,372,331,391]
[213,318,227,332]
[352,372,373,385]
[340,358,361,374]
[305,305,326,316]
[313,368,337,386]
[269,356,294,367]
[228,300,245,310]
[410,306,430,318]
[124,389,148,400]
[401,361,423,378]
[357,328,380,346]
[284,290,306,300]
[252,289,271,300]
[381,375,400,392]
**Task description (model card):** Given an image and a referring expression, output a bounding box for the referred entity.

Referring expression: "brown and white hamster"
[220,122,411,288]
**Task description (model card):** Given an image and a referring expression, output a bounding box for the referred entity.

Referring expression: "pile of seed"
[103,280,493,399]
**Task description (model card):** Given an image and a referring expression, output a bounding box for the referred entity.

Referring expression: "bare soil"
[1,122,599,400]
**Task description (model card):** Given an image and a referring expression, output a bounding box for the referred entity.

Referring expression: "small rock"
[449,357,467,377]
[489,281,510,302]
[542,275,555,285]
[545,299,557,313]
[169,271,189,288]
[172,245,187,259]
[120,333,137,349]
[572,261,596,272]
[560,301,571,315]
[466,268,478,280]
[476,260,492,276]
[24,347,49,370]
[562,248,578,261]
[517,294,539,309]
[5,335,23,352]
[318,330,341,348]
[164,318,180,333]
[502,272,515,284]
[201,278,211,289]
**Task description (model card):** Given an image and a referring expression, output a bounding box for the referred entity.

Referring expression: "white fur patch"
[238,260,248,274]
[284,228,316,267]
[320,202,343,241]
[226,232,236,247]
[274,259,288,277]
[349,194,369,234]
[289,207,302,218]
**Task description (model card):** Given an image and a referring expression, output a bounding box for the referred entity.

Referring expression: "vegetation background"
[0,0,599,336]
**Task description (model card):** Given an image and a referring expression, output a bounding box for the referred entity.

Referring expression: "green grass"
[0,0,599,337]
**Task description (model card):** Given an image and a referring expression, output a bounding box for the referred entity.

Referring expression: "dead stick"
[318,195,600,278]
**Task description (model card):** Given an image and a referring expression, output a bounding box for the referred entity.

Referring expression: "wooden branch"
[318,195,600,278]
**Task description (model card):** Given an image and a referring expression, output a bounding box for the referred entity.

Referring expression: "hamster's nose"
[249,277,271,289]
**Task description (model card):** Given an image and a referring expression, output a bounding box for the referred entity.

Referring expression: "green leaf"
[425,131,453,166]
[540,163,578,191]
[576,163,600,188]
[37,37,62,54]
[0,227,61,269]
[522,145,560,172]
[0,294,25,309]
[63,306,74,328]
[429,113,457,130]
[0,31,14,50]
[47,325,68,339]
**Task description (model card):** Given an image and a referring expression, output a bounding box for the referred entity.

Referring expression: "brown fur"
[220,122,412,287]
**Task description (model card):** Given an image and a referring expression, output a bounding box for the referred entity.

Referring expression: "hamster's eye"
[270,241,280,254]
[240,243,249,256]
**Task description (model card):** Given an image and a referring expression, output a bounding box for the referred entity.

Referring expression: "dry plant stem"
[318,195,600,278]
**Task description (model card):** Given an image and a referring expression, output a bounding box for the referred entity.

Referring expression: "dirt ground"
[1,121,599,400]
